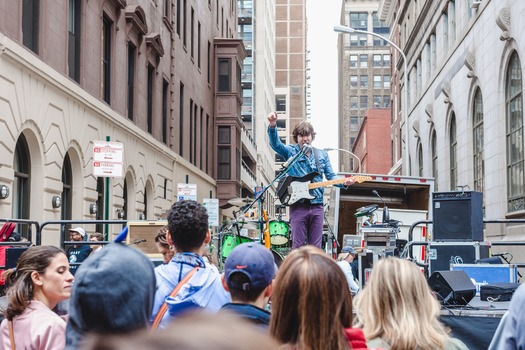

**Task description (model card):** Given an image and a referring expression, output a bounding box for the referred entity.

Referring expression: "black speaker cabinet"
[432,191,483,241]
[428,270,476,306]
[427,242,490,274]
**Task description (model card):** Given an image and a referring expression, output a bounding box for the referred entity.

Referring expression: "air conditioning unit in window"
[471,0,482,9]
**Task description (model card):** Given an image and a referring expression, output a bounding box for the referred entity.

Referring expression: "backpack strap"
[151,266,199,331]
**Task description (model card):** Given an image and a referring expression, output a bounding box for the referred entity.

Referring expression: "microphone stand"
[323,204,339,259]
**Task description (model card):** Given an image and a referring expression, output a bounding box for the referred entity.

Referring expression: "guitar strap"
[312,147,321,175]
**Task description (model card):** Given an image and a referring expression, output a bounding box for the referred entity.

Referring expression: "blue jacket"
[268,126,341,204]
[220,303,271,328]
[151,253,230,329]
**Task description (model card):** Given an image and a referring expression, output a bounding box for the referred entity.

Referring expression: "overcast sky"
[306,0,341,170]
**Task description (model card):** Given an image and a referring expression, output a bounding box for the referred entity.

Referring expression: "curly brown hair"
[292,121,316,143]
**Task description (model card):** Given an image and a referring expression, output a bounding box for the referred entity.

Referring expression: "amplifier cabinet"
[427,241,489,275]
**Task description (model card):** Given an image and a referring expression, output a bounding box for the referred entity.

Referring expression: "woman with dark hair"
[269,246,368,350]
[0,245,74,349]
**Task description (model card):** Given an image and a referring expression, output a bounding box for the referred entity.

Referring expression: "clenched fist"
[267,111,278,127]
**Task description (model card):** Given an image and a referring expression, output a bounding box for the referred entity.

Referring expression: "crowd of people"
[0,118,517,349]
[0,199,483,350]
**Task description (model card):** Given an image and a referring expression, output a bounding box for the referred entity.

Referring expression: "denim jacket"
[268,126,341,205]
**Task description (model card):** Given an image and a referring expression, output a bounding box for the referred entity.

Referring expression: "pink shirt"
[0,300,67,350]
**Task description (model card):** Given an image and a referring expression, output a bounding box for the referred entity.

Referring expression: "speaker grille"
[432,191,483,241]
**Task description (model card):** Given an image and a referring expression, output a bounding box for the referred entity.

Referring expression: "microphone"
[282,147,306,169]
[301,144,312,153]
[372,190,389,224]
[492,252,509,257]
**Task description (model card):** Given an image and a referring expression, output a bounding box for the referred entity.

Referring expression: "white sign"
[92,141,124,177]
[203,198,219,227]
[177,183,197,201]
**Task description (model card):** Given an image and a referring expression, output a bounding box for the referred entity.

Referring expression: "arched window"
[143,186,148,220]
[13,135,31,236]
[418,143,423,177]
[432,131,438,191]
[473,88,484,194]
[505,52,524,213]
[449,114,457,190]
[61,153,73,221]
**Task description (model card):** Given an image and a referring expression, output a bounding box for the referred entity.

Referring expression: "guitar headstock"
[349,175,373,183]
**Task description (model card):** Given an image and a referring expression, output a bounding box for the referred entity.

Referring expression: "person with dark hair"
[67,227,92,274]
[89,232,104,254]
[220,242,276,328]
[269,246,368,350]
[154,226,174,264]
[0,245,74,349]
[150,200,230,329]
[267,112,355,249]
[65,243,156,349]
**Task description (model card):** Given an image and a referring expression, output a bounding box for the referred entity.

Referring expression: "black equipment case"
[480,282,519,302]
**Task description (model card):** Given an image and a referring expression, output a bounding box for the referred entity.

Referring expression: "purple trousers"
[289,203,324,249]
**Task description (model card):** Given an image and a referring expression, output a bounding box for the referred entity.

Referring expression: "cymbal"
[228,197,253,207]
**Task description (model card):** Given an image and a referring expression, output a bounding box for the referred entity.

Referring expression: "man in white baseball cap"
[67,227,92,274]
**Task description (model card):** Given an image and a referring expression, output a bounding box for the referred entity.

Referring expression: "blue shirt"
[151,253,230,329]
[268,126,341,204]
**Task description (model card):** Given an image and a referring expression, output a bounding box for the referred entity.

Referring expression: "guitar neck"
[308,177,348,190]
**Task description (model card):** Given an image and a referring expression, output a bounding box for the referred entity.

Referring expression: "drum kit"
[218,197,292,268]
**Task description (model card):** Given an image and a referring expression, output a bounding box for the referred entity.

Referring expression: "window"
[449,114,457,190]
[276,95,286,112]
[68,0,81,82]
[432,131,438,191]
[506,52,524,213]
[61,154,72,221]
[189,99,194,163]
[218,126,231,179]
[206,114,210,173]
[177,0,181,36]
[383,75,390,88]
[473,87,484,194]
[359,54,368,68]
[373,54,382,67]
[179,82,184,156]
[360,96,368,109]
[383,95,391,108]
[350,75,358,88]
[127,43,136,120]
[373,75,381,88]
[197,22,201,68]
[350,96,358,110]
[350,34,367,47]
[102,14,112,104]
[442,13,448,57]
[190,7,194,58]
[22,0,40,53]
[162,79,169,144]
[96,178,104,233]
[207,41,211,83]
[350,55,358,68]
[183,0,187,46]
[350,12,367,30]
[383,54,390,68]
[372,12,389,46]
[218,58,231,91]
[373,95,382,107]
[147,64,154,134]
[13,135,31,235]
[360,75,368,88]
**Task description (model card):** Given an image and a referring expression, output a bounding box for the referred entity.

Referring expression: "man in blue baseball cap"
[221,242,277,328]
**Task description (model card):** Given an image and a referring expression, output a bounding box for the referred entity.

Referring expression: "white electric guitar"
[277,172,372,205]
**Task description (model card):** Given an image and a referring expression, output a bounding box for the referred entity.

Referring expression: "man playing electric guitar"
[267,112,356,249]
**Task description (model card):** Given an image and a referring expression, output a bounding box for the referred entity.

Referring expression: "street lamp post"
[324,147,362,174]
[333,25,410,176]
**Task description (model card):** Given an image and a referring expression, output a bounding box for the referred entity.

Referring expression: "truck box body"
[327,173,434,243]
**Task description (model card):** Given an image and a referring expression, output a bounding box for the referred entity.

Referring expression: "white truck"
[325,173,435,264]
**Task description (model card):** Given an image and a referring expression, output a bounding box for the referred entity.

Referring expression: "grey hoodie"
[65,243,156,349]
